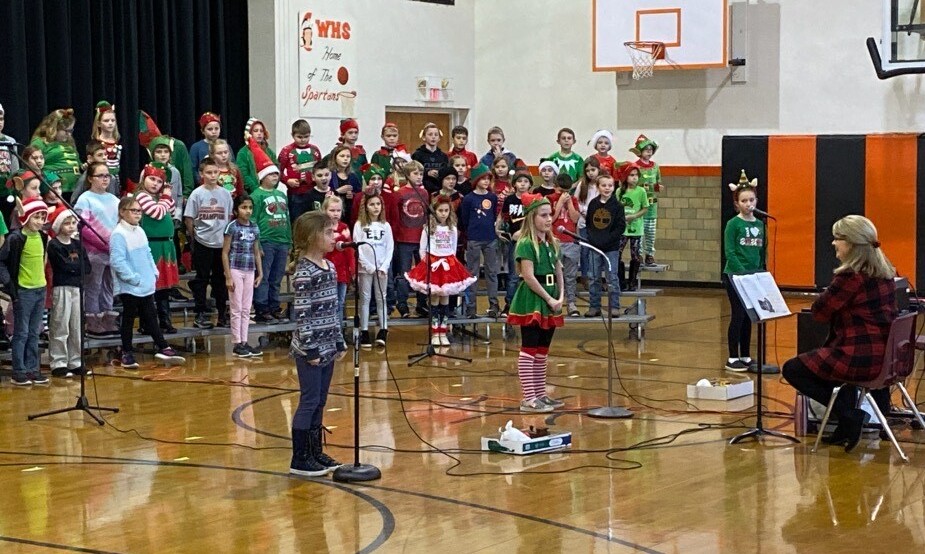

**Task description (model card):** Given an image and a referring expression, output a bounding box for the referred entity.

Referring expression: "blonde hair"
[209,139,238,172]
[358,193,387,226]
[117,195,140,222]
[516,202,560,273]
[487,126,505,140]
[92,105,121,142]
[832,215,895,279]
[400,160,424,179]
[32,109,76,146]
[321,195,343,211]
[288,211,334,274]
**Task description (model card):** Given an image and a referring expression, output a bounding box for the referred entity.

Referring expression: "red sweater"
[593,153,618,179]
[277,142,323,195]
[325,221,356,284]
[448,147,478,169]
[388,185,428,244]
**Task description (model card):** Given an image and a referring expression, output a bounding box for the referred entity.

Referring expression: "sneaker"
[11,373,32,386]
[160,322,178,335]
[194,314,214,329]
[520,398,554,413]
[51,367,73,378]
[486,304,500,318]
[538,395,565,408]
[121,353,139,369]
[375,329,388,347]
[169,288,190,301]
[71,366,92,376]
[644,255,656,267]
[246,343,263,356]
[359,330,372,348]
[232,343,252,358]
[584,308,601,318]
[501,304,510,316]
[568,304,580,317]
[610,308,623,318]
[155,347,186,364]
[273,310,290,324]
[254,313,278,325]
[216,315,230,328]
[397,305,410,319]
[466,307,478,319]
[725,359,749,372]
[28,372,49,385]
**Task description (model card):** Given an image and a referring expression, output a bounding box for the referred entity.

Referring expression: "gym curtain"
[0,0,250,177]
[722,134,924,291]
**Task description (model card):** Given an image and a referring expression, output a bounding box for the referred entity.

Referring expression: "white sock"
[741,357,752,364]
[728,358,738,364]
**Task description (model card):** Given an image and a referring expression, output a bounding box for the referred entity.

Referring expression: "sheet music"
[732,272,791,321]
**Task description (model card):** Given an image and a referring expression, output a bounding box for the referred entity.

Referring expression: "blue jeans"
[588,250,622,310]
[337,282,347,324]
[578,227,591,280]
[394,242,424,309]
[254,242,289,315]
[292,356,336,429]
[505,241,520,305]
[12,287,46,376]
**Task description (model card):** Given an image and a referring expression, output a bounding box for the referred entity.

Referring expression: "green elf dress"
[506,194,565,330]
[136,163,179,290]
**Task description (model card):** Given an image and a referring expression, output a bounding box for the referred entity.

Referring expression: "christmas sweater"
[592,153,619,179]
[723,216,766,274]
[278,142,323,195]
[548,151,584,182]
[448,147,478,169]
[99,138,122,176]
[459,191,498,242]
[250,186,291,245]
[31,138,81,192]
[217,167,245,198]
[388,185,428,244]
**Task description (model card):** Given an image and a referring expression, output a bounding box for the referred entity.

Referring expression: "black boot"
[289,428,329,477]
[627,260,640,291]
[157,294,177,334]
[310,426,342,470]
[843,408,871,453]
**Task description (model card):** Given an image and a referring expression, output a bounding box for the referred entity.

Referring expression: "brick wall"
[644,175,723,284]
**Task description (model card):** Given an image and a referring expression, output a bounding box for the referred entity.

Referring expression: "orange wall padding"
[865,135,917,286]
[767,136,817,287]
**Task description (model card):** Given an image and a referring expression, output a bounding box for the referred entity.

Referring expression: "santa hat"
[244,117,269,142]
[141,163,167,183]
[302,12,313,30]
[248,137,279,181]
[19,197,49,225]
[615,161,641,182]
[588,129,614,147]
[340,118,359,136]
[390,147,411,166]
[49,205,76,237]
[198,112,221,129]
[629,134,658,157]
[0,103,4,114]
[538,159,559,174]
[469,163,491,185]
[138,110,163,149]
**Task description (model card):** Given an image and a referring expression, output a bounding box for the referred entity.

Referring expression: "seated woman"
[782,215,897,452]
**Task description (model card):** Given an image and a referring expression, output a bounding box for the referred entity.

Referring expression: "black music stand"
[728,271,798,444]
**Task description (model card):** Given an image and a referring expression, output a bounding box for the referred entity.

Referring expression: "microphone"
[336,240,368,250]
[556,226,584,242]
[752,208,776,220]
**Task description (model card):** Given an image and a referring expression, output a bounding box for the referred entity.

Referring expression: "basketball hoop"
[624,41,666,80]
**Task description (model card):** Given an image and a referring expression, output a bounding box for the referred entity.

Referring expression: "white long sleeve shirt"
[353,221,394,274]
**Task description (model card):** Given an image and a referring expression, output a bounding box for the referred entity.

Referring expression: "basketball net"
[624,41,666,80]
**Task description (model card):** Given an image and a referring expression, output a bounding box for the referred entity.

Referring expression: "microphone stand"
[333,245,380,482]
[18,155,119,424]
[406,182,470,366]
[568,236,633,419]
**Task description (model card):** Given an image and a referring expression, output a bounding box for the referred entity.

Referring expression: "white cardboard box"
[480,432,572,455]
[686,378,754,401]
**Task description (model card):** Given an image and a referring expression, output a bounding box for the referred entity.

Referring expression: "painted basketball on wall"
[338,66,349,85]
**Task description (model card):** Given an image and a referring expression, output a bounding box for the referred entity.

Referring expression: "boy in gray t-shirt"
[183,157,233,328]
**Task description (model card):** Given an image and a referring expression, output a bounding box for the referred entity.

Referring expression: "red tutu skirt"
[406,254,476,296]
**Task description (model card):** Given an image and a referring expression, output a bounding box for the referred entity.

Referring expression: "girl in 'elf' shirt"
[354,194,393,348]
[722,171,765,372]
[405,196,476,346]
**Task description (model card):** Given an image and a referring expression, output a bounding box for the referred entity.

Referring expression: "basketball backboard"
[593,0,728,72]
[868,0,925,77]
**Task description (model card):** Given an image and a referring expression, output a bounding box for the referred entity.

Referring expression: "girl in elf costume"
[629,134,663,266]
[405,196,476,346]
[30,109,81,199]
[138,110,195,198]
[506,193,565,412]
[236,118,277,194]
[134,162,180,334]
[90,101,122,194]
[209,139,245,198]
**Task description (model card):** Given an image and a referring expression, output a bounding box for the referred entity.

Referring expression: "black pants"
[155,289,172,327]
[190,242,228,317]
[521,325,556,348]
[723,274,751,358]
[782,357,891,420]
[120,293,168,353]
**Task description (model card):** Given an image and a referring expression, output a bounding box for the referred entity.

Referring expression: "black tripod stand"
[333,245,380,482]
[406,186,470,367]
[20,159,119,424]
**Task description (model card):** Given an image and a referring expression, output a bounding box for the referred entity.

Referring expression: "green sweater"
[250,186,292,245]
[548,151,584,182]
[236,143,278,194]
[723,216,765,274]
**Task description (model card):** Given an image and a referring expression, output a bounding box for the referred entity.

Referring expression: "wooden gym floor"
[0,289,923,553]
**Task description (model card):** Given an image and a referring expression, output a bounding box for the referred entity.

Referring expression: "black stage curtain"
[0,0,250,180]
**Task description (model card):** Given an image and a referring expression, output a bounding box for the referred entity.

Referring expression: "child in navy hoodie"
[459,164,500,318]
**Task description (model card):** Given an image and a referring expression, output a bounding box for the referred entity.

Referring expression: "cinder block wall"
[644,176,723,284]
